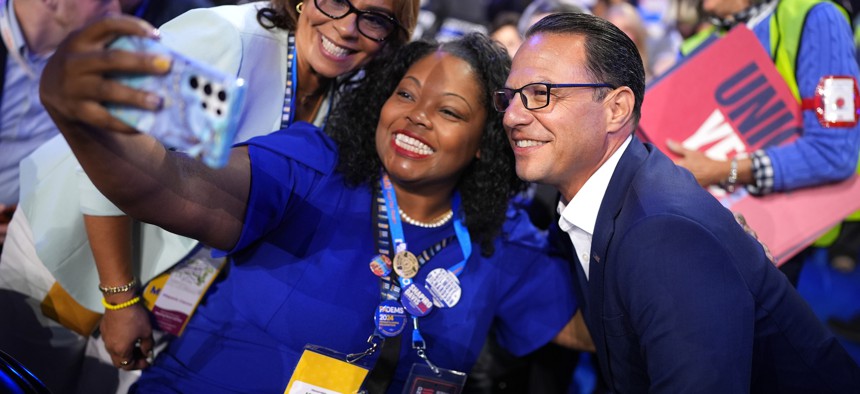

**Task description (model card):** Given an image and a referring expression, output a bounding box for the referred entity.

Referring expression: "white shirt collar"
[558,135,632,235]
[557,135,632,280]
[1,0,26,55]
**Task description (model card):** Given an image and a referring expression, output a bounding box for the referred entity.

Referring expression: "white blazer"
[13,2,305,312]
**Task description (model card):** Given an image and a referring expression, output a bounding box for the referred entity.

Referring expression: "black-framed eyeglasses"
[492,82,616,112]
[314,0,404,42]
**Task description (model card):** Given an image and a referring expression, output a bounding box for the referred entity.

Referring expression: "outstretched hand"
[666,139,727,188]
[39,15,170,134]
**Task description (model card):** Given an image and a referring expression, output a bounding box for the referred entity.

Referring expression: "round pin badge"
[393,251,419,279]
[400,283,434,317]
[369,254,392,277]
[374,300,407,337]
[425,268,462,308]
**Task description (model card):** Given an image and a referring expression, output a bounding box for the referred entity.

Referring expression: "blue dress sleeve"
[764,3,860,191]
[492,210,578,356]
[216,122,338,256]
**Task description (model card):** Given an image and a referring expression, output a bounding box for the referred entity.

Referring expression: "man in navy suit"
[494,12,860,393]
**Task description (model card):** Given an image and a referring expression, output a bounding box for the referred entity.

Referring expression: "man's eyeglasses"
[314,0,403,42]
[493,82,616,112]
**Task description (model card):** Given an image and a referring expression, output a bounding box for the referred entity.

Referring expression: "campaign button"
[369,254,392,277]
[425,268,462,308]
[374,300,407,337]
[400,283,434,317]
[393,251,419,279]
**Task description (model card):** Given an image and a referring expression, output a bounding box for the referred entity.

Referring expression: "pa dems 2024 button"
[374,300,407,337]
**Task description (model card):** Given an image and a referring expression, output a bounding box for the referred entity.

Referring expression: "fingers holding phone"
[39,15,167,134]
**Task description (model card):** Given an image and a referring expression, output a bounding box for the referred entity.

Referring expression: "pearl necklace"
[399,208,454,228]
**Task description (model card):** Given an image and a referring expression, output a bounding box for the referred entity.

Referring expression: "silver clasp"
[346,335,380,364]
[415,348,440,375]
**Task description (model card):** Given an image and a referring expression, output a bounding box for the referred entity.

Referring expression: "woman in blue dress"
[40,18,587,392]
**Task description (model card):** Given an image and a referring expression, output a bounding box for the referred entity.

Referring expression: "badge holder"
[403,318,466,394]
[403,363,466,394]
[142,246,226,336]
[801,75,860,128]
[285,343,375,394]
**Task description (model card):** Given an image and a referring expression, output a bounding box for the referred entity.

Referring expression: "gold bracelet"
[102,296,141,311]
[98,278,138,295]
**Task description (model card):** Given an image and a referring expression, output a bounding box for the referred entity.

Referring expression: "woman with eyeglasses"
[8,0,420,379]
[41,17,593,390]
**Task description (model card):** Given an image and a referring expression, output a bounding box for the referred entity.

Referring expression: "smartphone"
[106,36,246,168]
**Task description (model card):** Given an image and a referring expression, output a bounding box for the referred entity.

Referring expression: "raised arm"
[40,16,248,250]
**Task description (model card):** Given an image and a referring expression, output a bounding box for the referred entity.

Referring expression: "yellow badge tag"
[285,348,369,394]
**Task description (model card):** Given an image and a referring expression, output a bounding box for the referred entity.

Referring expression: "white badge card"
[285,345,371,394]
[147,248,226,335]
[402,363,466,394]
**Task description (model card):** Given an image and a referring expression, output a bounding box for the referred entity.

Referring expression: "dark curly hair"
[327,33,524,256]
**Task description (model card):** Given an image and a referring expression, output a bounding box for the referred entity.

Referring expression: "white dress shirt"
[0,0,54,205]
[557,135,631,280]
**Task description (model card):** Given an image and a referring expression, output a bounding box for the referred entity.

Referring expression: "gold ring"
[120,360,130,366]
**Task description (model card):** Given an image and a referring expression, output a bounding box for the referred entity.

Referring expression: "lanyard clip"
[411,318,440,375]
[411,318,426,350]
[346,334,381,364]
[416,348,440,376]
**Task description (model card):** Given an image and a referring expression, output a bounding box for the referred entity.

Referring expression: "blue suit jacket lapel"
[591,136,648,283]
[549,217,590,318]
[588,136,649,389]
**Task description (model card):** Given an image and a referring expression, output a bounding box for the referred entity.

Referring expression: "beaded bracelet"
[102,296,141,311]
[723,157,738,193]
[98,278,138,295]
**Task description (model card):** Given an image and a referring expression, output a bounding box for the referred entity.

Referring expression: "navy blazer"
[557,137,860,393]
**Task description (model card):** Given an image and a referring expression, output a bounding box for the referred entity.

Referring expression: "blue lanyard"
[281,33,336,128]
[133,0,151,18]
[380,174,406,251]
[379,173,472,369]
[448,193,471,276]
[374,172,472,373]
[379,173,472,276]
[280,34,298,128]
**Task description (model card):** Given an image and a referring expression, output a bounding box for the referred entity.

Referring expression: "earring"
[296,2,303,14]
